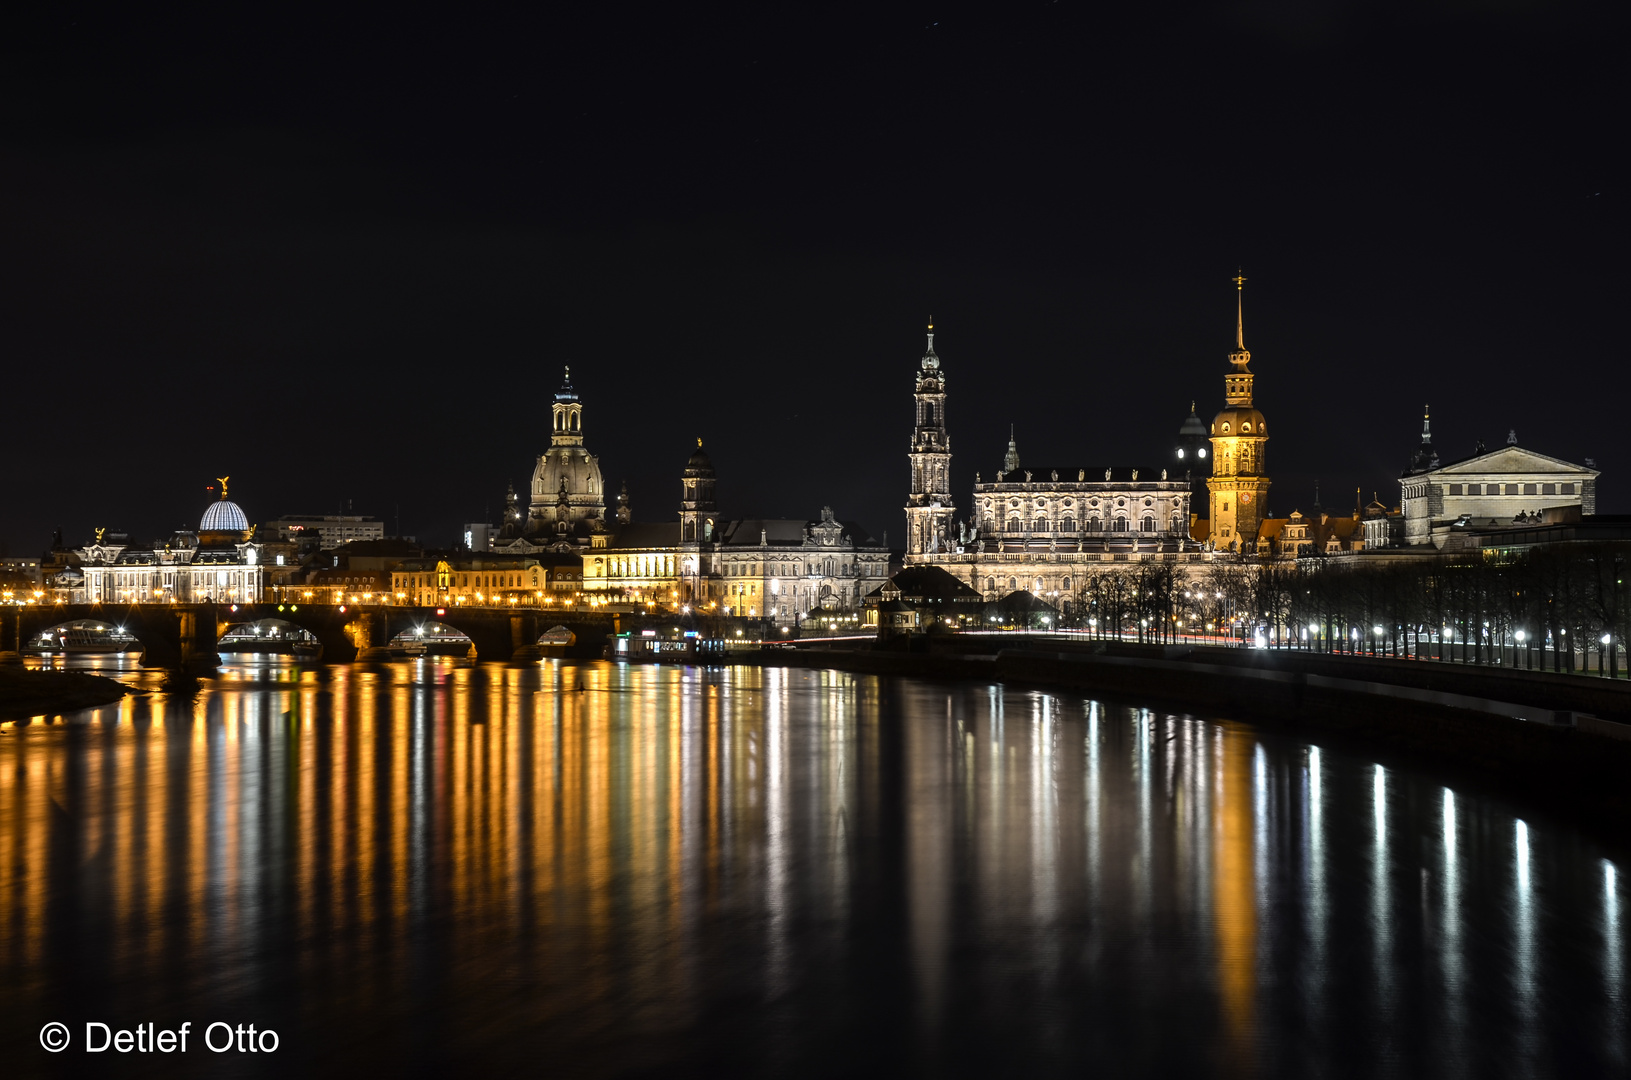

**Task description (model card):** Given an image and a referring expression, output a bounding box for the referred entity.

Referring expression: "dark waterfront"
[2,658,1627,1078]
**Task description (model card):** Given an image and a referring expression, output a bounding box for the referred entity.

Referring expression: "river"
[1,657,1626,1077]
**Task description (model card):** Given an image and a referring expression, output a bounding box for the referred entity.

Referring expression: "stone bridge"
[0,604,622,670]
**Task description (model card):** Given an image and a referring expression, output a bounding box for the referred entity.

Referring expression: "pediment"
[1433,446,1594,477]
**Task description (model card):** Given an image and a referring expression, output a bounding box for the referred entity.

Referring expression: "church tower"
[905,321,955,561]
[1206,273,1272,552]
[680,440,717,544]
[551,366,584,446]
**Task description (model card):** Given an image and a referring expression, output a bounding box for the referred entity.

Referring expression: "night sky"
[1,3,1623,553]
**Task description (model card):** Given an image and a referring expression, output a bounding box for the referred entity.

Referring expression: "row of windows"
[399,572,534,589]
[994,497,1166,510]
[1001,516,1175,533]
[985,575,1074,592]
[1448,482,1574,496]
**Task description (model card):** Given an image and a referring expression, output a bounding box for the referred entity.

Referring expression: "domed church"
[491,367,610,555]
[528,367,606,535]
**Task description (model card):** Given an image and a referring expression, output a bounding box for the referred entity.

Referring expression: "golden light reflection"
[1213,723,1256,1073]
[7,664,1610,1072]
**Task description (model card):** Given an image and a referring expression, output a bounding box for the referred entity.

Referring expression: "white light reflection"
[1136,709,1152,922]
[1304,747,1326,1044]
[1514,818,1537,1065]
[1441,788,1464,1065]
[1031,695,1059,930]
[1254,744,1269,916]
[1606,861,1623,1033]
[1373,764,1393,1053]
[765,669,790,998]
[1086,703,1101,897]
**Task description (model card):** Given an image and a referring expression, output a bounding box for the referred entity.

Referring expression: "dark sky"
[1,3,1624,552]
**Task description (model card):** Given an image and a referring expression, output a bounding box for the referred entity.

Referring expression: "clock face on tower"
[1240,492,1253,505]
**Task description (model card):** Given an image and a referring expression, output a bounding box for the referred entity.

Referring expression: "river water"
[1,657,1626,1077]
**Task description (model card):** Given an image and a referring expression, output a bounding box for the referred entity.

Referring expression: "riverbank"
[752,639,1631,827]
[0,667,129,720]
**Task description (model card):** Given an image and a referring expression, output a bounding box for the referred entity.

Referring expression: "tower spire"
[1232,268,1247,350]
[1420,404,1432,445]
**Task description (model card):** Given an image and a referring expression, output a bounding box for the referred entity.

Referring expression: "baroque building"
[903,324,1202,610]
[1206,274,1272,552]
[582,443,890,622]
[76,480,273,604]
[487,367,610,556]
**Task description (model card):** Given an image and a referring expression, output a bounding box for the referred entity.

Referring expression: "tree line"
[1066,544,1631,676]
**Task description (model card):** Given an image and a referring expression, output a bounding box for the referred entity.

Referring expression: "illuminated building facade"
[1391,415,1599,548]
[583,445,890,620]
[390,555,556,606]
[903,325,1201,606]
[76,482,272,603]
[1206,274,1272,553]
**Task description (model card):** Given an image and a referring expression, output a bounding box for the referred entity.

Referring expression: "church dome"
[1178,404,1207,438]
[532,446,604,502]
[685,443,715,477]
[200,496,249,533]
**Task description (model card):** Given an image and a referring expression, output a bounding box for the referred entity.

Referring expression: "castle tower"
[1206,273,1272,552]
[905,321,955,560]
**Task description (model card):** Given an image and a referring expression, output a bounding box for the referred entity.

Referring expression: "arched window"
[1034,517,1050,532]
[1005,517,1022,533]
[1008,576,1018,590]
[987,577,996,591]
[1113,517,1128,533]
[1061,576,1071,590]
[1033,577,1043,593]
[1088,515,1102,532]
[1140,515,1155,532]
[1060,516,1076,532]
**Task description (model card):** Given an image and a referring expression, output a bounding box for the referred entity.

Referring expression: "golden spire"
[1231,269,1247,350]
[216,475,230,500]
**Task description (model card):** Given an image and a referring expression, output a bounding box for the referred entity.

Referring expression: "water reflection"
[1,660,1628,1077]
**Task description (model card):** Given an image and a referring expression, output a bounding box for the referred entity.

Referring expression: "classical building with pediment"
[1391,412,1599,549]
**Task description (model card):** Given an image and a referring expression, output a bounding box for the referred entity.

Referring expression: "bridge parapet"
[6,602,627,667]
